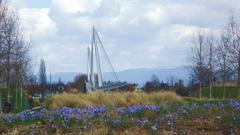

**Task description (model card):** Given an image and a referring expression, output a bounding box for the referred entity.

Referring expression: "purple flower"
[134,117,148,126]
[113,117,121,124]
[134,119,144,126]
[218,102,225,108]
[3,114,17,123]
[189,103,199,110]
[51,124,57,129]
[151,124,157,131]
[116,108,126,115]
[167,121,174,127]
[229,100,240,111]
[203,102,213,109]
[62,123,68,129]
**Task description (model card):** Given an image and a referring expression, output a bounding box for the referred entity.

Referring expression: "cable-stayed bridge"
[85,27,127,92]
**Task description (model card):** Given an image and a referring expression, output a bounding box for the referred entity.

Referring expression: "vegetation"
[196,87,240,99]
[45,91,182,109]
[187,16,240,99]
[0,0,32,105]
[1,99,240,134]
[0,88,29,113]
[0,0,240,134]
[39,59,47,101]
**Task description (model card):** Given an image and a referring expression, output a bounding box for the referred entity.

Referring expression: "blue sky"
[11,0,240,73]
[28,0,51,8]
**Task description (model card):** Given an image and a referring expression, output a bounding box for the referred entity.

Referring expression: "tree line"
[0,0,31,102]
[188,16,240,99]
[2,0,239,102]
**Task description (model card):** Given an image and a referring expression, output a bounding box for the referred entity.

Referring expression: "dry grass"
[1,128,19,135]
[1,126,149,135]
[46,91,182,109]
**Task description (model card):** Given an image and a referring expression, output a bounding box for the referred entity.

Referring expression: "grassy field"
[46,91,182,109]
[195,87,240,99]
[1,91,240,134]
[0,87,29,113]
[1,97,239,134]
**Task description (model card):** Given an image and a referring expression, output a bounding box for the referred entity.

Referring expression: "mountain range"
[51,67,189,86]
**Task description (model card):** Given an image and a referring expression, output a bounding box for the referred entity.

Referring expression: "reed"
[46,91,182,109]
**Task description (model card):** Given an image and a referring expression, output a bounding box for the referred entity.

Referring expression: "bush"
[176,87,189,97]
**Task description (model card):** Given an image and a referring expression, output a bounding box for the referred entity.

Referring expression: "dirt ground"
[1,119,239,135]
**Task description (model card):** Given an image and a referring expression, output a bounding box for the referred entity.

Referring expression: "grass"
[2,99,240,134]
[199,87,240,99]
[182,97,233,106]
[1,89,240,134]
[0,126,159,135]
[0,87,29,113]
[45,91,182,109]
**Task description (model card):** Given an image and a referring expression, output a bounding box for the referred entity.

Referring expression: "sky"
[10,0,240,73]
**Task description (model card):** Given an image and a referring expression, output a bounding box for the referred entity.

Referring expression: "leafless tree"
[216,33,232,99]
[187,32,206,99]
[0,0,32,102]
[224,16,240,97]
[205,35,216,99]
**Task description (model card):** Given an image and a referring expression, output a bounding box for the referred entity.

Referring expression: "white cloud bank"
[12,0,240,73]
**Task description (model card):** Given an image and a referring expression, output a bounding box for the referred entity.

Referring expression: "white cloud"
[143,6,167,25]
[11,0,27,9]
[52,0,102,14]
[11,0,240,73]
[19,8,57,39]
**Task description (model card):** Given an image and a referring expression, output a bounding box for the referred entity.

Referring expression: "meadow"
[0,91,240,135]
[200,87,240,99]
[0,88,29,113]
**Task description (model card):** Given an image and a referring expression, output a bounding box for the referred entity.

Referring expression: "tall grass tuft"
[46,91,182,109]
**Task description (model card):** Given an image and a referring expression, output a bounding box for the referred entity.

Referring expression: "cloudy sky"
[11,0,240,73]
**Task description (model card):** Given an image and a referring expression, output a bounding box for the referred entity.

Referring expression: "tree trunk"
[209,64,212,99]
[238,53,240,98]
[6,45,10,102]
[199,82,202,99]
[209,83,212,99]
[15,88,17,109]
[223,57,226,99]
[0,92,2,114]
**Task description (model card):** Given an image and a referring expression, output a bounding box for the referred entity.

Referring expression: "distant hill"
[51,72,82,83]
[51,67,189,85]
[112,67,188,85]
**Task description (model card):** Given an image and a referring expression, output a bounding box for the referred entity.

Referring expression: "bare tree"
[0,6,20,101]
[225,16,240,97]
[216,34,232,99]
[205,35,216,99]
[187,32,206,99]
[0,0,32,103]
[0,0,8,56]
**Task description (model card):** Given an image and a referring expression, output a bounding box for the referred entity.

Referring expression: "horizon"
[51,66,186,74]
[50,66,189,85]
